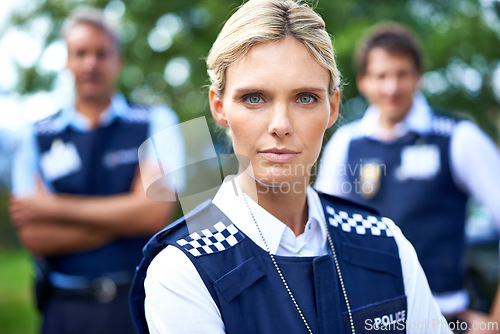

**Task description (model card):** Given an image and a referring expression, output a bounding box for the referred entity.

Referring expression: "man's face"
[357,47,421,126]
[66,23,122,102]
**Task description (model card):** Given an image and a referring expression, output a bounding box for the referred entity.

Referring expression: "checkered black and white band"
[176,221,244,257]
[326,205,394,237]
[431,116,455,136]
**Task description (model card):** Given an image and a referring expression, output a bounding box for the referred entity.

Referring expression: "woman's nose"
[268,103,293,137]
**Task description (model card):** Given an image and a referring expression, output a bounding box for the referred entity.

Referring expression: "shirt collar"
[358,93,433,141]
[212,176,328,254]
[59,94,129,132]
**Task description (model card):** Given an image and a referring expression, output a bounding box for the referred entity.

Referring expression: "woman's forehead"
[225,37,330,93]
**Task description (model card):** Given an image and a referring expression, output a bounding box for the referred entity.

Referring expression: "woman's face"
[210,37,339,188]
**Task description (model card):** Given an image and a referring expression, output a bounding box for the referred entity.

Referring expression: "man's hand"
[17,222,112,256]
[9,177,112,256]
[9,177,58,227]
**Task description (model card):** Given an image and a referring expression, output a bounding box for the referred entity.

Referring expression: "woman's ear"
[209,88,229,128]
[327,90,340,129]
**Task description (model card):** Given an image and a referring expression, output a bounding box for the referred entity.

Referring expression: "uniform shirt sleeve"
[314,126,352,197]
[388,220,452,333]
[146,105,186,193]
[450,121,500,227]
[144,245,225,334]
[11,125,38,196]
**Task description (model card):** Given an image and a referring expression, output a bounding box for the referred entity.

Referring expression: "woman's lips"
[259,149,298,163]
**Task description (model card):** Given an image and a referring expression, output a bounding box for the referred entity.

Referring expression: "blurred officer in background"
[315,23,500,332]
[9,7,184,334]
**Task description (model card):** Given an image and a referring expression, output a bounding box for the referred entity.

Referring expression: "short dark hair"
[355,23,423,76]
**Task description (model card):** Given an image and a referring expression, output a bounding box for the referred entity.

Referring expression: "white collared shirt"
[356,93,433,140]
[216,181,328,257]
[144,179,449,333]
[315,93,500,314]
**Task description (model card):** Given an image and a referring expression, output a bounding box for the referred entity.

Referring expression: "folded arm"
[10,166,177,257]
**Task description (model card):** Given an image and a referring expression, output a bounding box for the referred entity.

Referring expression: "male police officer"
[9,7,183,334]
[315,23,500,331]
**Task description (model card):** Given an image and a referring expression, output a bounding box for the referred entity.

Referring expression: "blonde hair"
[207,0,340,95]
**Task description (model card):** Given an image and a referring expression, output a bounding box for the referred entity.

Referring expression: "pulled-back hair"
[207,0,340,95]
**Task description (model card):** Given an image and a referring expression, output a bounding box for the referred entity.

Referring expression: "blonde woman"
[130,1,449,333]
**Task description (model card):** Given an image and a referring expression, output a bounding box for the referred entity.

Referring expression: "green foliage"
[0,250,40,334]
[0,192,21,251]
[1,0,499,139]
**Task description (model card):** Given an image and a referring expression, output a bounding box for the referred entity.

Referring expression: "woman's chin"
[253,175,306,192]
[238,166,309,192]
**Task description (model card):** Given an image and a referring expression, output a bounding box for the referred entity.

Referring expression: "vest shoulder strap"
[316,190,379,215]
[129,199,228,334]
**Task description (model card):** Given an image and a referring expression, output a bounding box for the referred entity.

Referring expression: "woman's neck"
[236,173,309,236]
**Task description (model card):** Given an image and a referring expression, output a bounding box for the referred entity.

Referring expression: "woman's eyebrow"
[232,88,265,97]
[290,86,327,94]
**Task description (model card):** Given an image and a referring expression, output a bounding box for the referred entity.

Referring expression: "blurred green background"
[0,0,499,333]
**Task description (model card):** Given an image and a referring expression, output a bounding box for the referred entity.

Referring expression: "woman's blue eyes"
[298,95,314,104]
[243,94,317,104]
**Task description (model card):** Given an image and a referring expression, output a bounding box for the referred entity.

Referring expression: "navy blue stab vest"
[35,106,151,277]
[130,193,407,334]
[345,110,468,294]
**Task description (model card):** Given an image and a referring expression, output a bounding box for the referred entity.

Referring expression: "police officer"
[315,23,500,331]
[9,7,184,334]
[130,1,450,333]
